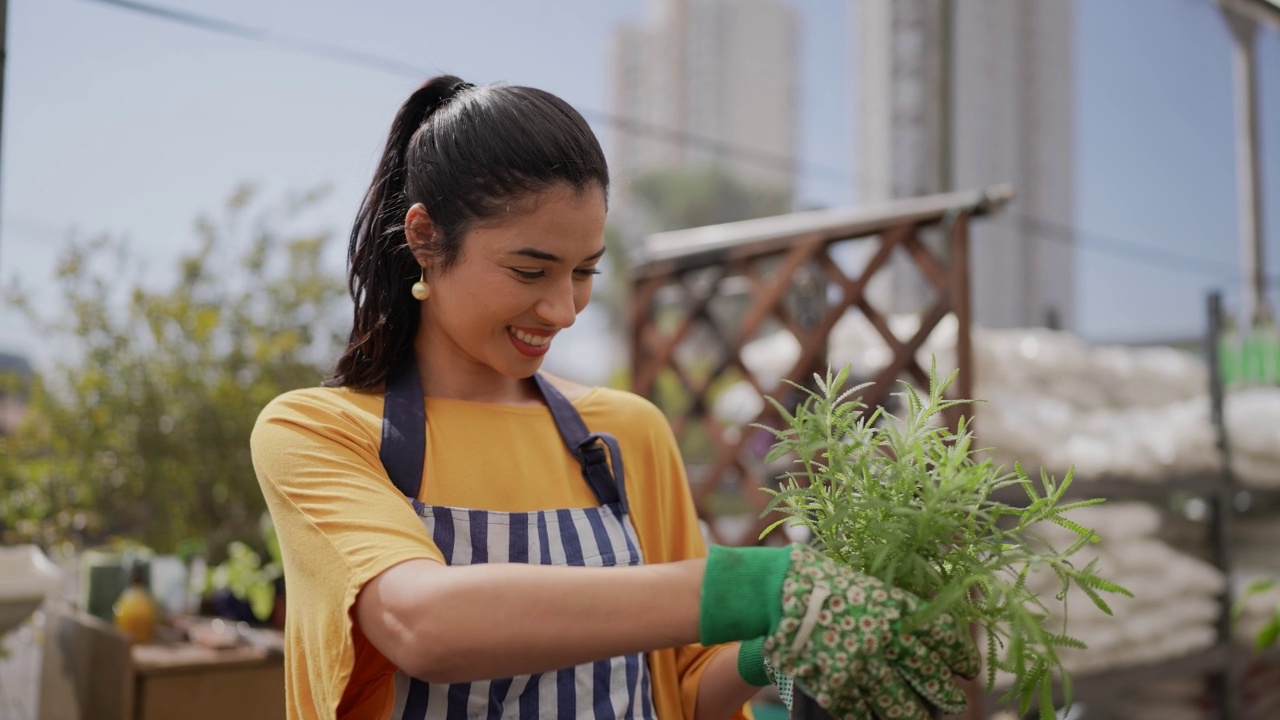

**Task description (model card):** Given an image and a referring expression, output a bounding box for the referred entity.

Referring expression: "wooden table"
[43,610,284,720]
[131,641,284,720]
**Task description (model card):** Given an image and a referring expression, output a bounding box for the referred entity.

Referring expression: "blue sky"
[1,0,1277,378]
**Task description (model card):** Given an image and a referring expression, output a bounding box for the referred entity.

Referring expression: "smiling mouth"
[509,327,554,357]
[511,328,551,347]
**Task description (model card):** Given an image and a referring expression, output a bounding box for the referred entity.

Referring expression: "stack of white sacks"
[1020,502,1224,675]
[724,312,1280,487]
[966,325,1280,488]
[984,503,1226,720]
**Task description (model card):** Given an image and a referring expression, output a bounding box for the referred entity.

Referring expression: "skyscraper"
[610,0,800,212]
[860,0,1076,330]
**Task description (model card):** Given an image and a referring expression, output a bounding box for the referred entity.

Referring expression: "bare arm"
[356,557,707,684]
[694,645,761,720]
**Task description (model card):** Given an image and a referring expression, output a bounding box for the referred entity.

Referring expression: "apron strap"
[379,362,428,499]
[379,364,628,512]
[534,374,628,514]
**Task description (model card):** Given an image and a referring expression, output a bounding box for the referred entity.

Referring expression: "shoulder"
[573,384,675,439]
[539,373,669,428]
[252,385,384,448]
[258,384,381,420]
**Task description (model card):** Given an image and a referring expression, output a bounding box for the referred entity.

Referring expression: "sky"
[0,0,1277,383]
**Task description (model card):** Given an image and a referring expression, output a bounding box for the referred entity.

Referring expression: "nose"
[535,278,579,329]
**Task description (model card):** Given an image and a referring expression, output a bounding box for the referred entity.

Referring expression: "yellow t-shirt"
[250,383,749,720]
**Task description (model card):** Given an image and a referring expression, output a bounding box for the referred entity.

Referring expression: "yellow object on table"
[113,585,158,644]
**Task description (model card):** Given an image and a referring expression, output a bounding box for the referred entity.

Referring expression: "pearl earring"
[411,270,430,301]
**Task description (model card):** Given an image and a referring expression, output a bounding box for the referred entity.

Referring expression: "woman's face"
[416,184,607,393]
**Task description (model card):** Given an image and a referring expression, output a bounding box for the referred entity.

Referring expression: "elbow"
[372,577,471,683]
[358,560,472,683]
[395,623,469,684]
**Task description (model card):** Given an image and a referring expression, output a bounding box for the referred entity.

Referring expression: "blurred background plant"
[202,513,284,626]
[0,185,346,559]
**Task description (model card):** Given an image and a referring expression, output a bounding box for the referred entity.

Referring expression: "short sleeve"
[250,387,444,719]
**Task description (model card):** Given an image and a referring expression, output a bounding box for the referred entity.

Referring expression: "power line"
[1012,213,1273,285]
[79,0,850,192]
[72,0,1274,288]
[83,0,430,77]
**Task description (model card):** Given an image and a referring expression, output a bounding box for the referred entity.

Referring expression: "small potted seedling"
[756,363,1131,720]
[203,515,284,628]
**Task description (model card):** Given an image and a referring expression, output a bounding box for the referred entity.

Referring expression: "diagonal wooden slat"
[900,233,950,292]
[731,237,826,346]
[630,188,1005,552]
[632,266,726,396]
[858,296,952,413]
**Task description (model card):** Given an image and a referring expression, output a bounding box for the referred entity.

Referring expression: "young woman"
[251,75,975,720]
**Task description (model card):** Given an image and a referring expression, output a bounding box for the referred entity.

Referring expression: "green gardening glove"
[701,544,978,720]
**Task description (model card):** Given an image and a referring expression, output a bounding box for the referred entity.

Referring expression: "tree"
[596,164,794,344]
[628,164,791,234]
[0,185,347,556]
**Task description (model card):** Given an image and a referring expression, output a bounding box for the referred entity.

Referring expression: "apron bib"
[378,366,657,720]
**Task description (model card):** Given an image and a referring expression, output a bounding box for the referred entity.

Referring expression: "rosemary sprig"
[754,361,1132,719]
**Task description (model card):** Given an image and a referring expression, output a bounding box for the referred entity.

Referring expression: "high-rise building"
[859,0,1076,330]
[610,0,800,212]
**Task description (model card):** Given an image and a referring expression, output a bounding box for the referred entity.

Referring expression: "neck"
[411,334,541,405]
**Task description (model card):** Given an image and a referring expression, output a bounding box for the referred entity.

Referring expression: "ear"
[404,203,436,270]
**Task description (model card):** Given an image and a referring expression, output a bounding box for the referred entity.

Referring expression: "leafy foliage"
[1232,578,1280,652]
[205,514,284,622]
[0,185,346,556]
[629,165,792,234]
[756,363,1132,719]
[597,165,792,330]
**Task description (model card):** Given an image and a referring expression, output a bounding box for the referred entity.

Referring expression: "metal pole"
[1205,291,1238,720]
[1221,7,1269,326]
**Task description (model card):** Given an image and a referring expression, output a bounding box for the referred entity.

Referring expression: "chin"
[497,357,546,379]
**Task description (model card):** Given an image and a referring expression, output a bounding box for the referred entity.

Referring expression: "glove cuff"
[699,544,792,645]
[736,638,772,687]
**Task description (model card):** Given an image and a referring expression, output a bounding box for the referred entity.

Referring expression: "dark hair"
[327,75,609,390]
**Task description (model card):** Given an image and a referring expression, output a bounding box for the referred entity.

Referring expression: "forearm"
[358,557,705,683]
[694,644,759,720]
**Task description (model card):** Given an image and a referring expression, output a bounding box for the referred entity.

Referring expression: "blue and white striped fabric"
[388,502,657,720]
[378,366,657,719]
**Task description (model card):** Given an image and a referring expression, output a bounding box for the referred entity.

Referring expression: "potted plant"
[203,514,283,628]
[757,364,1130,719]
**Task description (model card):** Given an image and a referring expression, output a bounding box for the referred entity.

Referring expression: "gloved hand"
[703,544,978,720]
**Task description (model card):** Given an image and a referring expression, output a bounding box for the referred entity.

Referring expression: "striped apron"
[378,364,658,720]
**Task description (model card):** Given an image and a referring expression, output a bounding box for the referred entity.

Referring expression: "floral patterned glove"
[763,544,979,719]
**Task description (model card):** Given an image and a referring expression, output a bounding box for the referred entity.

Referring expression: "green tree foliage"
[629,164,792,233]
[597,166,792,326]
[0,186,346,556]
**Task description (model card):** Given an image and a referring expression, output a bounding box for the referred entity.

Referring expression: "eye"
[573,267,602,280]
[512,269,544,281]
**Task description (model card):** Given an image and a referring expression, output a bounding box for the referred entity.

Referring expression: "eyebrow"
[507,246,607,263]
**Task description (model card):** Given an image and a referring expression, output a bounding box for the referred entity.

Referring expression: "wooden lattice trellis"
[628,186,1014,548]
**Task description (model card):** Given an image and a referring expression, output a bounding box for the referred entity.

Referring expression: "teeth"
[512,328,551,346]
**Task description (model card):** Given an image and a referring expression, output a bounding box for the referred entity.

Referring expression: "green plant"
[1233,578,1280,652]
[756,363,1131,720]
[0,185,345,553]
[205,514,283,623]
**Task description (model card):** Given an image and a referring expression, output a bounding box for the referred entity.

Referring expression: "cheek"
[573,279,594,311]
[439,270,517,312]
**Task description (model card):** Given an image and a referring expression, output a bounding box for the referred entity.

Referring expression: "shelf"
[1067,642,1233,697]
[983,643,1233,715]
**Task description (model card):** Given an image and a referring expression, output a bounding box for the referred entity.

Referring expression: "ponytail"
[328,76,474,390]
[326,75,609,390]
